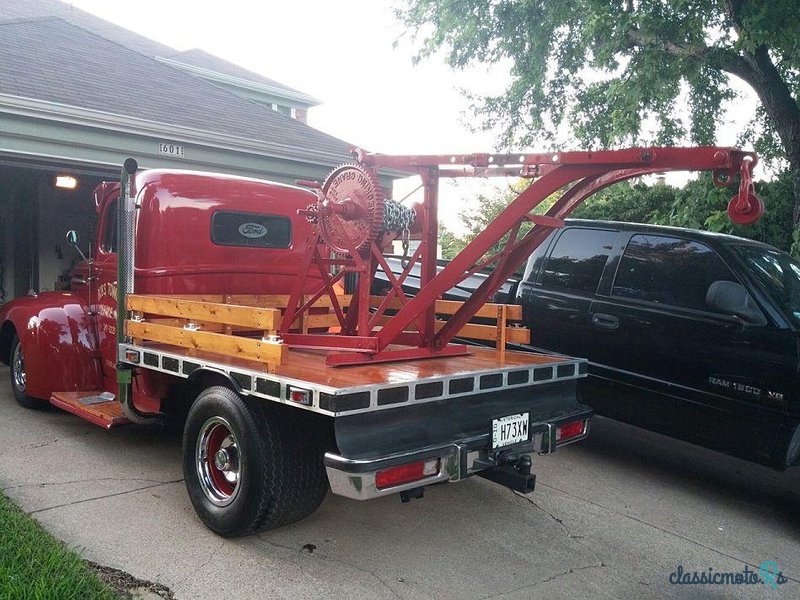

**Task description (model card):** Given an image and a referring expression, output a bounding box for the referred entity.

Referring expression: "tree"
[455,179,555,259]
[398,0,800,256]
[571,180,674,223]
[669,172,796,250]
[444,172,796,257]
[438,222,467,258]
[458,191,532,259]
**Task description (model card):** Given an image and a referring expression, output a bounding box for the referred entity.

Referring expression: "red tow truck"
[0,147,762,536]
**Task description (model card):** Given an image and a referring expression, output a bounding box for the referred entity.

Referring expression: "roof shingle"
[0,16,352,163]
[164,49,319,104]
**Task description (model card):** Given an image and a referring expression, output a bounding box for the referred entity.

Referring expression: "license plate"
[492,412,529,449]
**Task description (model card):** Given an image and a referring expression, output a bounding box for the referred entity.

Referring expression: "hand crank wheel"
[319,163,384,254]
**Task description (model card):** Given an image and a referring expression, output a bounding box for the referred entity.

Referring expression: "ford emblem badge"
[238,223,268,238]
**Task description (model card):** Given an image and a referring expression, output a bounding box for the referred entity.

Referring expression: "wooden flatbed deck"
[121,292,584,416]
[144,343,568,388]
[123,341,586,417]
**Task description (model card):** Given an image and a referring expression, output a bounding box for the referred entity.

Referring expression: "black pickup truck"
[376,220,800,469]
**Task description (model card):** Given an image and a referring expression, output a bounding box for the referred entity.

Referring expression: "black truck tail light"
[556,419,586,442]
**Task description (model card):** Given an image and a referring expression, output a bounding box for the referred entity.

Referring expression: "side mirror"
[706,280,767,326]
[65,229,89,262]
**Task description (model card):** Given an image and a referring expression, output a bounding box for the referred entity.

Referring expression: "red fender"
[0,293,102,399]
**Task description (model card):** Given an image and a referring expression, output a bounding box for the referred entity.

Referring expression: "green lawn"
[0,492,122,599]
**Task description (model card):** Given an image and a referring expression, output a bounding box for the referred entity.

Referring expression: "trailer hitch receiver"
[477,454,536,494]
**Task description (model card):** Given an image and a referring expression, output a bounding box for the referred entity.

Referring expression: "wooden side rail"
[367,296,522,321]
[127,295,281,330]
[125,321,286,369]
[124,293,529,365]
[367,296,529,348]
[125,294,286,370]
[440,300,529,348]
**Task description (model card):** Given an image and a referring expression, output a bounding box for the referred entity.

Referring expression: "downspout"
[116,158,160,424]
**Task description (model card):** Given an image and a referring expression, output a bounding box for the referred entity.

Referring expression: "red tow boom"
[280,146,761,366]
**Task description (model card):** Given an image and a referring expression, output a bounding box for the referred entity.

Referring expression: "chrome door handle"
[591,313,620,329]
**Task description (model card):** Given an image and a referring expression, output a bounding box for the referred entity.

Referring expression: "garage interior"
[0,163,114,302]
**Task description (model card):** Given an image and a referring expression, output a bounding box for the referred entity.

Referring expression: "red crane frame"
[280,146,760,366]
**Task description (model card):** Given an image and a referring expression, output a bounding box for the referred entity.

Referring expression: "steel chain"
[382,200,416,268]
[382,199,416,233]
[400,227,411,269]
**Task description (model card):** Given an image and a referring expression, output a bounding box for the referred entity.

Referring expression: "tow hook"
[477,453,536,494]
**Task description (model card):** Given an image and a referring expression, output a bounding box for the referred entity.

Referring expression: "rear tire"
[182,386,328,537]
[9,335,48,410]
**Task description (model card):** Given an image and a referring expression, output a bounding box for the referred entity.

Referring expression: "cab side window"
[538,228,617,294]
[101,200,118,253]
[612,235,737,312]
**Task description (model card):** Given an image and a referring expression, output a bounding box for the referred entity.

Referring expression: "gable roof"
[0,16,353,164]
[163,49,320,106]
[0,0,175,57]
[0,0,322,114]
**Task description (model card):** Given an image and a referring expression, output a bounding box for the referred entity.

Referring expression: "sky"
[65,0,505,153]
[66,0,517,231]
[66,0,760,233]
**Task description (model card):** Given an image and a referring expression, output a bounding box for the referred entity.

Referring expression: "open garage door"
[0,160,114,303]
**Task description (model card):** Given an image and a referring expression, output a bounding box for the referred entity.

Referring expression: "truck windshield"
[732,245,800,329]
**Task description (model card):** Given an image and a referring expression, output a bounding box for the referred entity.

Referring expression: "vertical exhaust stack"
[116,158,159,424]
[117,157,137,345]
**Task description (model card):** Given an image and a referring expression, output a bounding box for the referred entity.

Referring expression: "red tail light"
[375,459,440,490]
[287,386,312,406]
[556,420,586,442]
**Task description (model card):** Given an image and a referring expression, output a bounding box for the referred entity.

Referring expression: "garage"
[0,2,359,303]
[0,162,108,300]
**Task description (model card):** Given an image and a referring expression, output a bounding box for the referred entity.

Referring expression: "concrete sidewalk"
[1,368,798,599]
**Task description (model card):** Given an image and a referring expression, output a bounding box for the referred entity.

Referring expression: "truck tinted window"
[539,228,617,294]
[732,245,800,328]
[211,211,291,248]
[613,235,736,311]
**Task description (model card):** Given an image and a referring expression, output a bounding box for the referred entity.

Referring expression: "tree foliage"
[445,179,558,259]
[572,180,674,224]
[668,173,796,251]
[398,0,800,256]
[440,171,796,260]
[438,223,467,259]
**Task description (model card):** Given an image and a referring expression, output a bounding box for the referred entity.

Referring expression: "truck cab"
[1,170,319,409]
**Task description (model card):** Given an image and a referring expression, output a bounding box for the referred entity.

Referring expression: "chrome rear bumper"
[324,410,592,500]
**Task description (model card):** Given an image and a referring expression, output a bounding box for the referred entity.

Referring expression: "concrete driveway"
[1,368,798,599]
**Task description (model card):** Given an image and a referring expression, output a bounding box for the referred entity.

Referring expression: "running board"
[49,391,130,429]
